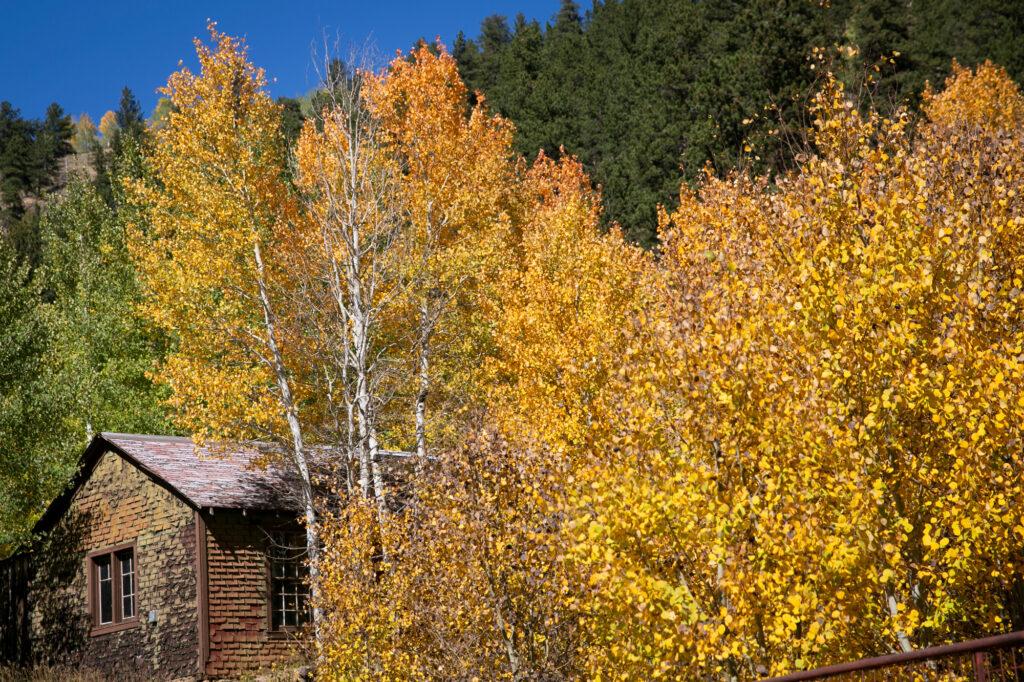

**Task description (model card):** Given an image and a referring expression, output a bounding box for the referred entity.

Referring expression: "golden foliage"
[924,61,1024,131]
[127,24,301,444]
[318,429,577,680]
[366,43,523,448]
[567,63,1024,677]
[485,151,654,450]
[312,58,1024,681]
[136,28,1024,680]
[97,110,118,143]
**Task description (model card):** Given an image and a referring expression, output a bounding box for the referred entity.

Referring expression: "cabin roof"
[102,432,303,511]
[35,432,307,533]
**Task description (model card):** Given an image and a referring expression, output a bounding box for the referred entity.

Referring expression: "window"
[95,555,113,624]
[269,533,310,630]
[120,551,135,619]
[88,544,137,633]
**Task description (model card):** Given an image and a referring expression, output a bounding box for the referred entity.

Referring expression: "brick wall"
[31,451,199,679]
[204,510,303,677]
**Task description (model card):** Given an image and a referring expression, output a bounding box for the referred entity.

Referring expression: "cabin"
[0,432,313,679]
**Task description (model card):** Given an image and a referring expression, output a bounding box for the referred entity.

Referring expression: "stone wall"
[204,510,303,678]
[31,451,199,679]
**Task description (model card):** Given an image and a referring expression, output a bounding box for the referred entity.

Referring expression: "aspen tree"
[128,25,326,633]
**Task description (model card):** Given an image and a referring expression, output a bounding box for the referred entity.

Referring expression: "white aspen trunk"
[340,120,387,512]
[343,353,356,495]
[336,207,373,502]
[354,380,372,498]
[306,70,397,521]
[353,362,379,498]
[414,207,437,470]
[482,560,522,680]
[494,605,521,681]
[321,203,360,498]
[252,241,322,640]
[347,263,380,504]
[370,452,387,517]
[414,300,431,466]
[351,306,388,550]
[351,336,385,515]
[346,269,386,516]
[887,591,914,653]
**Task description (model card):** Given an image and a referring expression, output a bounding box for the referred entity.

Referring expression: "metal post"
[973,650,989,682]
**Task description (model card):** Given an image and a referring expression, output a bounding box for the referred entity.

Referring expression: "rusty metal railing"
[766,631,1024,681]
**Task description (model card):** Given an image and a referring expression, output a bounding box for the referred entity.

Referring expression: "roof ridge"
[102,432,193,443]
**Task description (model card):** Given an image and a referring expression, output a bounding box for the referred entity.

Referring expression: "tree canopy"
[454,0,1024,245]
[5,12,1024,681]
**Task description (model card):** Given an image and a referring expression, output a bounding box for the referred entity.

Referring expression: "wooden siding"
[204,510,303,677]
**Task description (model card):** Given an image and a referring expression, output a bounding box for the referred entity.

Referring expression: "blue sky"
[0,0,558,121]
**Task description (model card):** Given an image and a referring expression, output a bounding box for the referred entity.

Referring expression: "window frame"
[86,541,140,636]
[265,531,311,636]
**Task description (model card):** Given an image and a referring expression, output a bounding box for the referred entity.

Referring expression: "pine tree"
[907,0,1024,96]
[452,0,1024,245]
[582,0,703,245]
[95,88,150,206]
[34,103,74,190]
[848,0,916,107]
[553,0,583,30]
[476,15,513,99]
[115,86,145,133]
[479,14,513,54]
[111,86,145,160]
[277,96,304,148]
[0,102,34,224]
[452,31,482,102]
[489,15,544,151]
[528,1,586,161]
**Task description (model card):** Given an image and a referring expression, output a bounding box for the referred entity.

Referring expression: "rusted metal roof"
[101,433,303,511]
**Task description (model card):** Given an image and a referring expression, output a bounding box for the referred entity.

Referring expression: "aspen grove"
[126,27,1024,680]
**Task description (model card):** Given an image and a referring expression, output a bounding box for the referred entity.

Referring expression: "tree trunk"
[414,300,431,467]
[886,590,913,653]
[252,242,322,640]
[350,306,382,507]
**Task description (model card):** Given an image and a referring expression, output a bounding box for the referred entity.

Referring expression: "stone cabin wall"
[31,451,199,679]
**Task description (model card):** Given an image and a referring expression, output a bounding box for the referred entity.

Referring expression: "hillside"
[453,0,1024,245]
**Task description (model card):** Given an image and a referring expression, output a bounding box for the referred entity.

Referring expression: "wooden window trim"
[86,541,140,636]
[195,511,209,674]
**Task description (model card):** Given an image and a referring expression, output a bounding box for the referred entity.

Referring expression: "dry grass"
[0,667,114,682]
[0,664,312,681]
